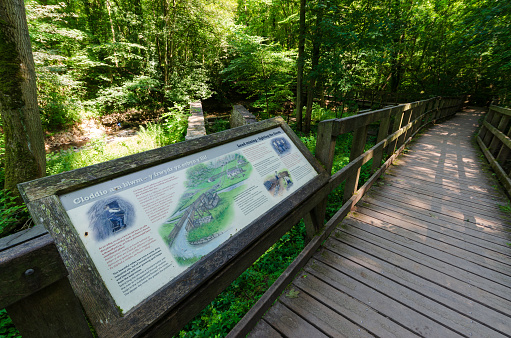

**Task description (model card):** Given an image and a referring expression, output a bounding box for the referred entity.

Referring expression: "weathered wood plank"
[279,286,371,338]
[336,222,511,302]
[356,201,511,253]
[7,278,93,338]
[305,259,462,337]
[248,320,282,338]
[326,235,511,318]
[293,271,418,337]
[351,208,511,272]
[380,174,505,209]
[490,105,511,118]
[0,224,47,250]
[0,231,68,308]
[483,120,511,153]
[477,136,511,197]
[263,301,329,337]
[369,183,511,226]
[314,246,509,337]
[362,194,511,241]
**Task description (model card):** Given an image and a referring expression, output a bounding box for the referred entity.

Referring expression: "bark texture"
[0,0,46,197]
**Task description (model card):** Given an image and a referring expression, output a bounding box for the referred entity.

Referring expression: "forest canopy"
[16,0,510,133]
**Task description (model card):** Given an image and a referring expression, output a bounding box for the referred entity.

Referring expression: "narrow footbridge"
[230,105,511,337]
[2,98,511,337]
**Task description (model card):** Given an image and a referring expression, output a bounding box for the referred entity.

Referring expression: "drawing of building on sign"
[159,153,253,266]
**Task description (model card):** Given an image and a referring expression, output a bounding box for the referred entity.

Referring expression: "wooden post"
[488,114,509,155]
[0,225,92,337]
[343,124,368,202]
[371,114,391,173]
[7,278,93,338]
[305,120,337,238]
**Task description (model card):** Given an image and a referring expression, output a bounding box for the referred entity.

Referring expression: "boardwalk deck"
[248,108,511,337]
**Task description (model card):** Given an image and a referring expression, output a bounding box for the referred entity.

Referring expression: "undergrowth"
[1,107,382,337]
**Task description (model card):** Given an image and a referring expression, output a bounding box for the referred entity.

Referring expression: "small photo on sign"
[271,137,291,156]
[263,170,293,197]
[88,197,135,241]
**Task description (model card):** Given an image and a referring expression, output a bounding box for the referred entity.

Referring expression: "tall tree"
[295,0,306,131]
[0,0,46,200]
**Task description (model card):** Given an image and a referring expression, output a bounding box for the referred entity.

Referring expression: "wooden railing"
[476,105,511,196]
[229,95,464,336]
[0,96,463,337]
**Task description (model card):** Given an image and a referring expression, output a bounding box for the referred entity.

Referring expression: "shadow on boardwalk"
[249,107,511,337]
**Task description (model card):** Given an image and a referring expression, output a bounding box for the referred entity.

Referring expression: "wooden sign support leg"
[7,278,93,338]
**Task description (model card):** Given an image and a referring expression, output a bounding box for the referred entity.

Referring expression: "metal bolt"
[24,269,35,276]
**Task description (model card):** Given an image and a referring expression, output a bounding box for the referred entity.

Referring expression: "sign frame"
[18,117,328,337]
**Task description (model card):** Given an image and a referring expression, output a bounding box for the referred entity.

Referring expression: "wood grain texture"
[236,107,511,338]
[15,117,330,337]
[0,229,67,308]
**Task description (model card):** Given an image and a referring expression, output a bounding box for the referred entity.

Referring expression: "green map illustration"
[159,153,252,265]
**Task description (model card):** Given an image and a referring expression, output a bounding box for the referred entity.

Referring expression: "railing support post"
[304,120,336,239]
[343,124,368,202]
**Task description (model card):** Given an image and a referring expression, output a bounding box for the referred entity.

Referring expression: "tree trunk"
[0,0,46,200]
[304,1,323,133]
[295,0,306,131]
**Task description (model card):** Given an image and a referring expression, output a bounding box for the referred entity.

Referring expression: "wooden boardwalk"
[250,108,511,337]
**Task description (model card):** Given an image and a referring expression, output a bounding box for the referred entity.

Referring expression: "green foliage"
[0,190,29,238]
[222,28,296,116]
[0,309,19,338]
[179,221,307,337]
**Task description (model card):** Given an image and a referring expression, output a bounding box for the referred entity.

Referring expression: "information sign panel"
[59,127,318,312]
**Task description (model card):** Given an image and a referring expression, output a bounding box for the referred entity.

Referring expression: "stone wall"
[185,101,207,140]
[230,105,257,128]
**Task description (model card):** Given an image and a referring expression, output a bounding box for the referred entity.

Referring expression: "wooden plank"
[7,278,93,338]
[293,271,418,337]
[340,218,511,298]
[351,208,511,272]
[262,301,329,337]
[326,235,511,319]
[333,100,432,135]
[279,285,370,338]
[0,232,68,308]
[330,229,511,317]
[362,194,511,242]
[314,246,509,337]
[484,120,511,153]
[380,174,504,209]
[248,320,282,338]
[496,123,511,164]
[335,225,511,303]
[488,115,510,154]
[490,105,511,117]
[370,184,511,226]
[384,169,505,199]
[477,136,511,197]
[482,111,503,146]
[305,259,462,337]
[0,224,47,250]
[357,200,511,252]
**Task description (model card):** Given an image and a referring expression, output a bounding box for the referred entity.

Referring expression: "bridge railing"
[0,96,464,337]
[476,105,511,196]
[229,95,464,336]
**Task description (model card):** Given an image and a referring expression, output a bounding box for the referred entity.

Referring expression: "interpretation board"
[18,118,328,337]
